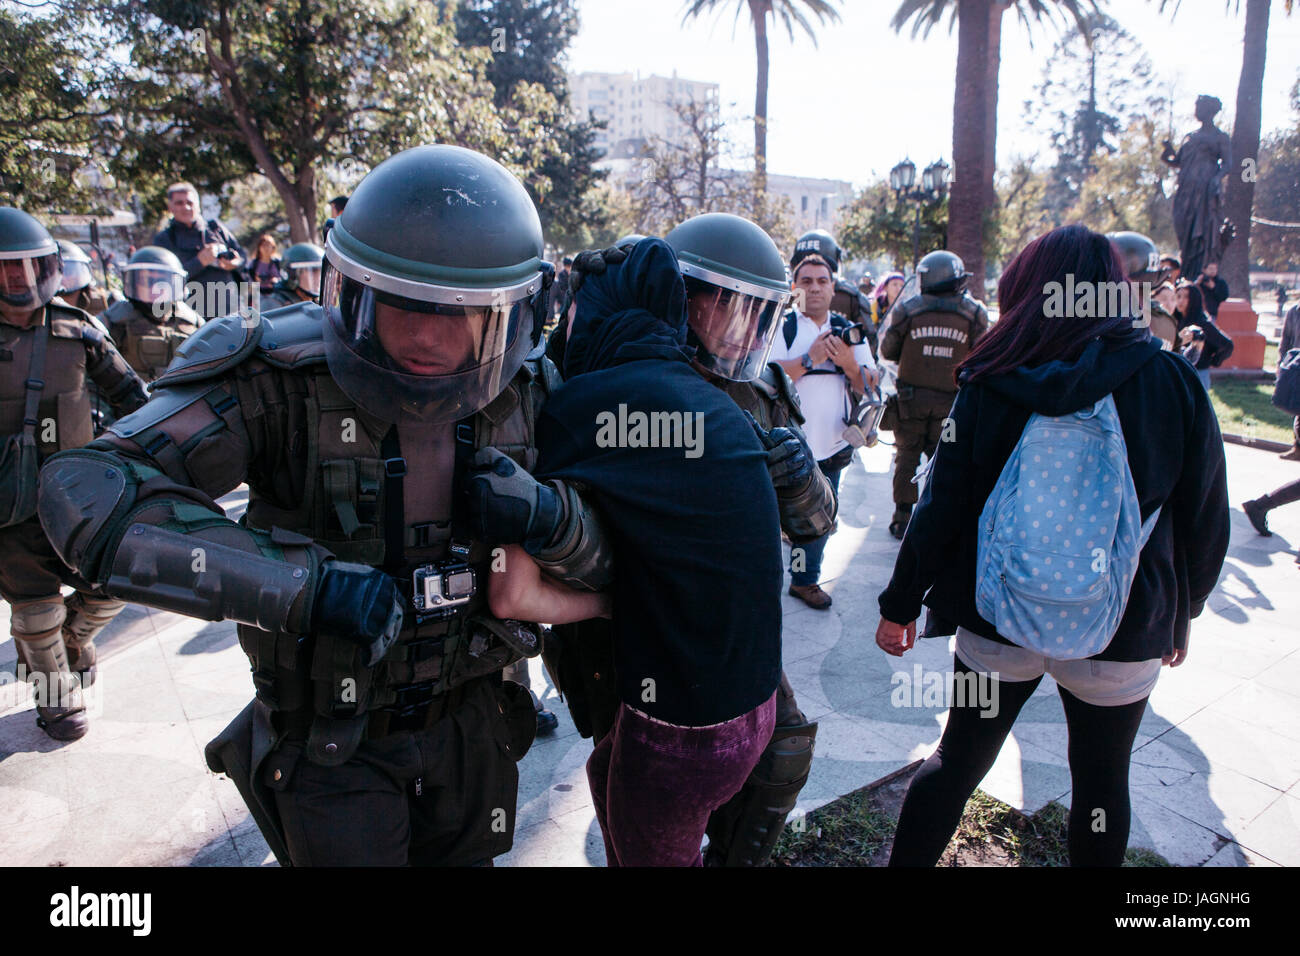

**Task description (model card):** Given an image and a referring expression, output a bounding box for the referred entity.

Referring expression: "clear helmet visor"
[0,252,61,311]
[321,265,535,425]
[59,259,94,294]
[685,278,789,382]
[292,264,322,296]
[125,267,184,305]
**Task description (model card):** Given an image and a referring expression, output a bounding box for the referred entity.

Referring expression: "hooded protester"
[876,224,1229,867]
[491,237,784,866]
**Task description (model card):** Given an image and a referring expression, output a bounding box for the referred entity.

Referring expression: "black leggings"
[888,656,1149,867]
[1262,477,1300,510]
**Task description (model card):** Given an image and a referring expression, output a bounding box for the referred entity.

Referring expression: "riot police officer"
[791,229,876,356]
[261,242,324,310]
[0,207,147,740]
[668,213,832,866]
[37,146,611,865]
[103,246,204,382]
[878,250,988,539]
[1108,231,1176,349]
[55,239,121,317]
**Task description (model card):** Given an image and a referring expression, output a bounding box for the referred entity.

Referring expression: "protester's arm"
[489,544,612,624]
[877,383,976,627]
[1171,369,1231,633]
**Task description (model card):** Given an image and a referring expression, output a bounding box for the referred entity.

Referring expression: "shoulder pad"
[523,346,563,396]
[834,278,857,296]
[173,301,205,328]
[108,380,226,440]
[957,294,987,323]
[256,301,326,369]
[103,299,136,327]
[150,313,263,389]
[757,362,805,425]
[47,302,93,340]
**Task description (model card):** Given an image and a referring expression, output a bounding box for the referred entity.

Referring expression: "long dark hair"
[1175,282,1206,329]
[957,225,1139,385]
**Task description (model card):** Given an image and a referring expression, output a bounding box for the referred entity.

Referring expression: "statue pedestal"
[1214,299,1265,371]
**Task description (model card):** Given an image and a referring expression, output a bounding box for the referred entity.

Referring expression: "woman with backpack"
[875,224,1230,866]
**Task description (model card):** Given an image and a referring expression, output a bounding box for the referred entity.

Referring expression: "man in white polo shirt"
[769,254,878,609]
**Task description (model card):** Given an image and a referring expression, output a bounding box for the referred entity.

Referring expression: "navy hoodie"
[879,334,1230,662]
[534,239,782,725]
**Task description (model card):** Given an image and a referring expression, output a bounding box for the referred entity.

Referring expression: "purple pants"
[587,692,777,867]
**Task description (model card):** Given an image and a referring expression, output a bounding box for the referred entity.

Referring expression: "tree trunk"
[1222,0,1270,300]
[982,1,1005,285]
[949,0,994,299]
[750,0,769,195]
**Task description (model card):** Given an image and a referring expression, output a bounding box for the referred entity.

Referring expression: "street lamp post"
[890,157,950,272]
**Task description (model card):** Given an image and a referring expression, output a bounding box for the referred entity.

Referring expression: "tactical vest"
[105,299,202,382]
[236,348,559,750]
[0,306,97,460]
[894,293,983,393]
[831,279,864,325]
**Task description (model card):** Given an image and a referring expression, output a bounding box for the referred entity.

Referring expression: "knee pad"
[10,597,67,638]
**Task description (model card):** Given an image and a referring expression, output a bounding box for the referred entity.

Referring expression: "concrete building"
[571,70,720,156]
[765,173,856,234]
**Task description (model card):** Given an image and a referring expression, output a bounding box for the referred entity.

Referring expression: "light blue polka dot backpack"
[975,395,1160,660]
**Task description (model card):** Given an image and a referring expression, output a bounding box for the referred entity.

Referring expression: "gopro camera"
[412,559,477,618]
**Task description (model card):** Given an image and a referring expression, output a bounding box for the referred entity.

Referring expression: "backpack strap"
[782,311,799,351]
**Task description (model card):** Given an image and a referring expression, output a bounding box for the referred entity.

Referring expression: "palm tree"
[681,0,842,194]
[1156,0,1294,299]
[892,0,1103,298]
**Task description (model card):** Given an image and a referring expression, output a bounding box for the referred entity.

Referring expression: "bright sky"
[569,0,1300,189]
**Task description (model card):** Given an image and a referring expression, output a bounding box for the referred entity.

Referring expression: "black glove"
[461,447,563,554]
[312,562,404,667]
[568,245,631,297]
[745,412,815,493]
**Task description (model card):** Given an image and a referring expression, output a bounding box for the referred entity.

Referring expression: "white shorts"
[954,627,1161,708]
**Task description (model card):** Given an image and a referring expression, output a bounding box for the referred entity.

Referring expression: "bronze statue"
[1161,95,1232,281]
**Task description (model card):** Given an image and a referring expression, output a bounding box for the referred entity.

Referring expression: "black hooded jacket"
[534,239,783,726]
[879,334,1230,662]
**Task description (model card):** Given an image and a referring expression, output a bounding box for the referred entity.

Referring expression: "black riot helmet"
[1106,231,1165,283]
[791,229,842,274]
[56,240,95,295]
[0,207,62,321]
[281,242,324,298]
[917,249,971,295]
[665,212,791,382]
[122,245,186,307]
[321,145,551,426]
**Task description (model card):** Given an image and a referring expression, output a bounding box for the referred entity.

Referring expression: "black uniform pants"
[271,675,536,866]
[891,388,956,512]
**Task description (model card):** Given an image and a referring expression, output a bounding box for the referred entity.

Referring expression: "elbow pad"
[530,481,614,592]
[779,467,837,544]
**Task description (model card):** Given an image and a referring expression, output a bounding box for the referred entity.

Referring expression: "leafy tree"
[681,0,842,194]
[452,0,614,250]
[892,0,1106,297]
[838,180,948,269]
[992,157,1055,263]
[1069,118,1177,247]
[1027,14,1163,220]
[0,3,118,211]
[88,0,563,243]
[1251,74,1300,270]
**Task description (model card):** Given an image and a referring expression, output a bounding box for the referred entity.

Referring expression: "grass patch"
[769,779,1170,867]
[1210,379,1294,444]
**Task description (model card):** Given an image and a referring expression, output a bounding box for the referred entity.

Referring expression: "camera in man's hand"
[217,249,237,261]
[834,322,867,346]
